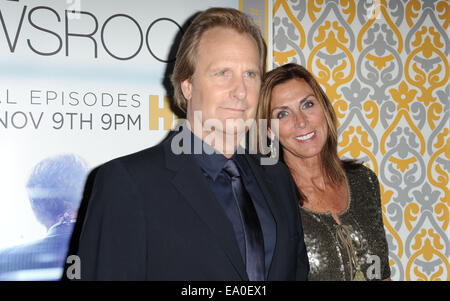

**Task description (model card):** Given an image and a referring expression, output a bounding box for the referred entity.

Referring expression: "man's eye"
[246,71,256,78]
[217,70,227,76]
[276,111,288,119]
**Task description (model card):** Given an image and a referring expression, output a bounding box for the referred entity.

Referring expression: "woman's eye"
[276,111,289,119]
[302,100,314,109]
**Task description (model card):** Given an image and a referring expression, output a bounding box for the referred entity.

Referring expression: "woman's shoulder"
[342,160,380,192]
[342,160,376,178]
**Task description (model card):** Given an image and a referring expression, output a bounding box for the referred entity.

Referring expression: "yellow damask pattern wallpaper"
[273,0,449,280]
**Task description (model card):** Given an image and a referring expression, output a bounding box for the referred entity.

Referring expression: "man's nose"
[232,75,247,100]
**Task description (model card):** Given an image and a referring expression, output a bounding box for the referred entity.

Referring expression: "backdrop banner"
[0,0,272,280]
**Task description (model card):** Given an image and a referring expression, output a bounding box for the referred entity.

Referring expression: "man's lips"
[221,107,246,112]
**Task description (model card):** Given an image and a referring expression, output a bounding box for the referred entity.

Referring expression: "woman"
[257,63,390,281]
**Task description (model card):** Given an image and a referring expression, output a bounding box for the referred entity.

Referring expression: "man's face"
[182,27,261,139]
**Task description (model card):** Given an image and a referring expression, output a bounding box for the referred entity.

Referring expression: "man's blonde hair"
[170,7,267,113]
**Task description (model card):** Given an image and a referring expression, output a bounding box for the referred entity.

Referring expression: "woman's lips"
[295,131,315,141]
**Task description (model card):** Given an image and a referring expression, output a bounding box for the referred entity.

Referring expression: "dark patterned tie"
[223,159,265,281]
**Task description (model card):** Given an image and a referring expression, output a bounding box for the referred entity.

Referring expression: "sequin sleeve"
[299,164,391,281]
[360,165,391,280]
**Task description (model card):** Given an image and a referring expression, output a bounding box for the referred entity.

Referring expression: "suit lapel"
[245,155,284,280]
[163,137,248,280]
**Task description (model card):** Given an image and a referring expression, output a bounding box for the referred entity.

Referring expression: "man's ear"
[181,78,192,101]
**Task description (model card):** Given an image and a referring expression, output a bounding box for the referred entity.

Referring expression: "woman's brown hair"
[256,63,354,202]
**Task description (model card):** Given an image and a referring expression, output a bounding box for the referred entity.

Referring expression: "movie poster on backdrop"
[0,0,273,280]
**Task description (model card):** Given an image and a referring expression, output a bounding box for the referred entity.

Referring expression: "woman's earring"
[270,137,279,159]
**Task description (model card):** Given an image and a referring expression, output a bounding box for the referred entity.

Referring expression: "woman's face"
[269,78,328,161]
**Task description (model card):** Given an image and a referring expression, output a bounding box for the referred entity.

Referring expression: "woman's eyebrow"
[270,93,315,113]
[299,93,315,105]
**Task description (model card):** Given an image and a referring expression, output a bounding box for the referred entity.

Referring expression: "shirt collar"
[189,128,246,181]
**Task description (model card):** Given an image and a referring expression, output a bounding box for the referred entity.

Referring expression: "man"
[73,7,309,280]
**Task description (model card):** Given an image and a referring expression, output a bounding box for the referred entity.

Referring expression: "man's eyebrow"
[247,67,260,73]
[270,93,315,114]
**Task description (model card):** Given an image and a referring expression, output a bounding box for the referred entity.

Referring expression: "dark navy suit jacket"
[73,131,309,280]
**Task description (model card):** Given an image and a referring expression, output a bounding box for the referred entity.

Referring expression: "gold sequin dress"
[299,164,391,281]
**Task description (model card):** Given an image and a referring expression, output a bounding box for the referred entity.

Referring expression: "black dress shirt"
[190,130,276,277]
